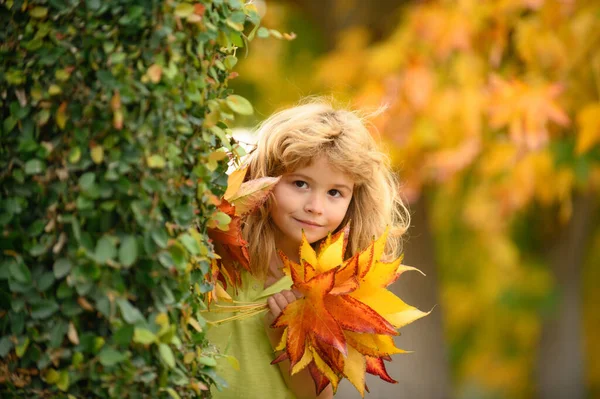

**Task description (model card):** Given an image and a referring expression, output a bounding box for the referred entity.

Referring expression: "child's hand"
[266,289,302,320]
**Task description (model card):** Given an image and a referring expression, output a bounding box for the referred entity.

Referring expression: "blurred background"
[231,0,600,398]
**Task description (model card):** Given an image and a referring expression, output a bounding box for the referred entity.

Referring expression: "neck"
[273,235,300,264]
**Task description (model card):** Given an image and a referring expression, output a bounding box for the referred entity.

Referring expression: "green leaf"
[158,343,175,368]
[37,272,55,291]
[79,172,96,192]
[31,300,59,319]
[44,368,60,384]
[257,27,269,38]
[147,154,166,169]
[168,245,187,270]
[224,55,238,70]
[0,336,13,357]
[68,147,81,164]
[152,228,169,249]
[226,95,253,115]
[91,145,104,164]
[133,328,157,345]
[116,298,144,324]
[212,211,231,231]
[49,84,62,96]
[179,234,200,255]
[198,356,217,367]
[114,324,134,347]
[53,258,72,279]
[30,6,48,19]
[226,19,244,31]
[174,3,194,17]
[98,347,127,366]
[25,159,45,175]
[15,337,30,358]
[95,235,117,264]
[72,352,84,367]
[166,388,181,399]
[118,235,138,267]
[56,370,69,391]
[9,260,31,284]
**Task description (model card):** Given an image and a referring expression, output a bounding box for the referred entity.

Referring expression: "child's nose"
[304,194,324,214]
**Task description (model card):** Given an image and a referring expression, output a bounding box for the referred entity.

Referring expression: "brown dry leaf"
[147,64,162,84]
[67,322,79,345]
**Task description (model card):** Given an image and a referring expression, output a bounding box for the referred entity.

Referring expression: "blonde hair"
[242,99,409,278]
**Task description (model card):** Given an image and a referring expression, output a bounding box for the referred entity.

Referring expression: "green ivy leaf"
[179,234,200,255]
[56,370,70,391]
[68,147,81,164]
[224,55,238,70]
[166,388,181,399]
[118,235,138,267]
[25,159,45,175]
[79,172,96,192]
[98,347,127,366]
[158,343,175,368]
[15,337,30,358]
[30,6,48,19]
[53,258,72,279]
[43,368,60,384]
[133,328,157,345]
[174,3,194,17]
[9,260,31,284]
[91,145,104,164]
[116,298,144,324]
[31,300,59,319]
[147,154,166,169]
[226,95,253,115]
[212,211,232,231]
[198,356,217,367]
[0,336,14,357]
[95,235,117,264]
[152,228,169,249]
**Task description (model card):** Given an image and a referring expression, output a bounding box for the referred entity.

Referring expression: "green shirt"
[206,271,296,399]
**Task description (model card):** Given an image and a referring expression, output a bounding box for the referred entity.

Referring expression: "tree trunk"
[536,194,595,399]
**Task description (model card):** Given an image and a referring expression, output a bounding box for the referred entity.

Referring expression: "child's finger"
[281,290,296,304]
[272,293,289,312]
[267,296,281,317]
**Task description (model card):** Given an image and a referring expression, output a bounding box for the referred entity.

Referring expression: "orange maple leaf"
[488,76,570,150]
[207,168,280,293]
[273,225,425,396]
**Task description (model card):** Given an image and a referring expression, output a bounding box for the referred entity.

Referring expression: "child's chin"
[304,233,327,245]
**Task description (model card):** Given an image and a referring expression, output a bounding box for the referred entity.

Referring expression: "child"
[207,99,409,399]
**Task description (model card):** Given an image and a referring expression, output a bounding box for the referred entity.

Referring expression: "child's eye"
[293,180,308,189]
[328,189,342,198]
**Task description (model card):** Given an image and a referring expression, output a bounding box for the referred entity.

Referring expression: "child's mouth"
[294,218,322,228]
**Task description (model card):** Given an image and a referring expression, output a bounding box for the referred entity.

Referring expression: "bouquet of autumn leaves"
[207,169,428,396]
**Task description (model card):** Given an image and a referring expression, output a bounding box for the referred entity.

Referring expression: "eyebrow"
[288,173,354,193]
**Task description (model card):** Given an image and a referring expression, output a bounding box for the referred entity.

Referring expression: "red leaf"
[365,356,397,383]
[324,295,397,335]
[330,254,359,295]
[272,268,347,367]
[271,351,288,365]
[308,362,331,395]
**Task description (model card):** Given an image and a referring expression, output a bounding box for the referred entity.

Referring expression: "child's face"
[270,156,354,261]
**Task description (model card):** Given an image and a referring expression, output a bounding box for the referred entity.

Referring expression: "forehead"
[287,156,355,188]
